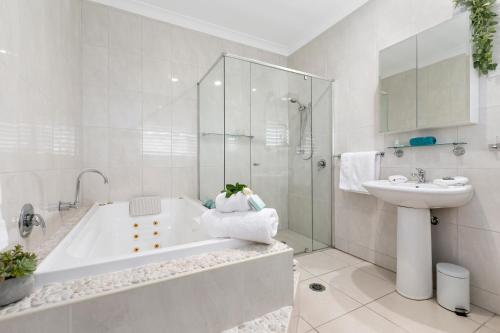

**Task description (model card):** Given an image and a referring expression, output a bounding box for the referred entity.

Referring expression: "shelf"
[387,142,467,157]
[387,142,467,149]
[201,132,254,139]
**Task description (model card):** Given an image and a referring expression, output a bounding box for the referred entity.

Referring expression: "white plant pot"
[0,275,34,306]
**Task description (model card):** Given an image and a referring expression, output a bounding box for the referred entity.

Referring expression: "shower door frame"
[197,53,335,252]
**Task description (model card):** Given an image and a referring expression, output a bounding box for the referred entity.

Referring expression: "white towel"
[0,215,8,251]
[200,208,279,244]
[433,176,469,187]
[215,191,251,213]
[339,151,381,194]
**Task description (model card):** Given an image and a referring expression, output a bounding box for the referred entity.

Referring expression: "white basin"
[362,180,474,301]
[363,180,474,209]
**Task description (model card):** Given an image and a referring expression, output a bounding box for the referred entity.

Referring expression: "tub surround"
[0,241,292,332]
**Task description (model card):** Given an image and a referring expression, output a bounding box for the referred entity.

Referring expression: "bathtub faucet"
[59,169,109,211]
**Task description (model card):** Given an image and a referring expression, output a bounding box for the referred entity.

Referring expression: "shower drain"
[309,283,326,292]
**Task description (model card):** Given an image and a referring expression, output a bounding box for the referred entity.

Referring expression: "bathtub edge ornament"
[0,245,37,306]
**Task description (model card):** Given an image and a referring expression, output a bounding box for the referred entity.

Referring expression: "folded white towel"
[215,191,251,213]
[200,208,279,244]
[0,215,8,251]
[433,176,469,187]
[389,175,408,184]
[339,151,381,194]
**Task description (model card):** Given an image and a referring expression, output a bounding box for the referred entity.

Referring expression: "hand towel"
[0,215,8,251]
[215,191,251,213]
[388,175,408,184]
[200,208,279,244]
[409,136,437,146]
[433,176,469,187]
[339,151,381,194]
[248,194,266,211]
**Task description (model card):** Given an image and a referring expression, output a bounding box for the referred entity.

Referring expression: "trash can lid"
[437,263,469,279]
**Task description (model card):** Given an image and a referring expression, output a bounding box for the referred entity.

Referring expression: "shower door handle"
[317,159,327,168]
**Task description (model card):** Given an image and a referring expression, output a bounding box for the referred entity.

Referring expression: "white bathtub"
[35,197,249,287]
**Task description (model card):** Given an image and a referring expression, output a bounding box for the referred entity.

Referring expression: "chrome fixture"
[489,136,500,151]
[18,203,46,238]
[317,159,327,168]
[59,169,109,210]
[412,168,426,183]
[290,98,312,160]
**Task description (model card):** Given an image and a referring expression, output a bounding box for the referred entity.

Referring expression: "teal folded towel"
[409,136,437,146]
[248,194,266,211]
[202,199,215,209]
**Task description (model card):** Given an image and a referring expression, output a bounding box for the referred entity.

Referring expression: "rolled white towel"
[200,208,279,244]
[215,191,251,213]
[388,175,408,184]
[433,176,469,187]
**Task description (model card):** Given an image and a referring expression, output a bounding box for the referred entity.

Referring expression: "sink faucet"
[59,169,109,210]
[412,168,426,183]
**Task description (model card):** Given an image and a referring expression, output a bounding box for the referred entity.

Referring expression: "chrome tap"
[412,168,426,183]
[59,169,109,210]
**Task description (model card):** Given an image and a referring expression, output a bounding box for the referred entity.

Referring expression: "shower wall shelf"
[387,142,468,158]
[201,132,254,139]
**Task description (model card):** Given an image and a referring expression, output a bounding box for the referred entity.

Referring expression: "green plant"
[0,245,37,282]
[454,0,498,75]
[221,182,247,198]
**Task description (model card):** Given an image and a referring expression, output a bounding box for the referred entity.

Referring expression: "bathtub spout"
[59,169,109,211]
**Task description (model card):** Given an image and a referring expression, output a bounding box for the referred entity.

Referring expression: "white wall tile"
[108,8,141,54]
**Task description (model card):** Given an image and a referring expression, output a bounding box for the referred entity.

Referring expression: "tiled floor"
[294,248,500,333]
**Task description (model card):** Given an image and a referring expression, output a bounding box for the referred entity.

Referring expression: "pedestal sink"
[363,180,473,300]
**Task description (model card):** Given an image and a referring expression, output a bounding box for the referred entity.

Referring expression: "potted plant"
[0,245,37,306]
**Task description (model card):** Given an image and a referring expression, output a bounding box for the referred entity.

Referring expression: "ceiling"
[92,0,369,55]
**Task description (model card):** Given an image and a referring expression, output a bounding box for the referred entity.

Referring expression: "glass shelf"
[387,142,467,157]
[201,132,254,139]
[387,142,467,149]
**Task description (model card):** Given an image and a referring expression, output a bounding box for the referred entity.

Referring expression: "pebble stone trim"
[0,240,290,318]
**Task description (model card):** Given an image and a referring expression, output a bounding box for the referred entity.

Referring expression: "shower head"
[289,98,307,111]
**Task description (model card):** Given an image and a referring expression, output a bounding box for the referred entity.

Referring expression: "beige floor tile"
[476,326,499,333]
[296,267,314,281]
[318,266,395,304]
[316,307,407,333]
[297,317,315,333]
[355,261,396,283]
[486,315,500,331]
[468,305,495,325]
[295,252,351,276]
[367,292,481,333]
[298,278,362,327]
[322,248,364,266]
[429,299,494,325]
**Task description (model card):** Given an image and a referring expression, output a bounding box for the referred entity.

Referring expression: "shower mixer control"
[317,159,327,168]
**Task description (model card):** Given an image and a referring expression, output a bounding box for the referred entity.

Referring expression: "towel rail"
[333,152,385,158]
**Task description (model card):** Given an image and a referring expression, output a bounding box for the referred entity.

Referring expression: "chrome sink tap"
[59,169,109,210]
[412,168,426,183]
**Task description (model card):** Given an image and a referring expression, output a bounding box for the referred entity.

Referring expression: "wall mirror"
[379,13,478,133]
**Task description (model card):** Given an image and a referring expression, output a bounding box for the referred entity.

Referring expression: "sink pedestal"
[396,207,433,300]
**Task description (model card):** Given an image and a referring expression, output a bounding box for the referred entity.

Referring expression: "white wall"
[0,0,82,250]
[289,0,500,313]
[80,0,287,204]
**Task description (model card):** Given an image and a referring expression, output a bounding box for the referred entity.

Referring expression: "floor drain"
[309,283,326,292]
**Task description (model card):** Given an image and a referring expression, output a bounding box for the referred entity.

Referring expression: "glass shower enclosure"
[198,53,332,254]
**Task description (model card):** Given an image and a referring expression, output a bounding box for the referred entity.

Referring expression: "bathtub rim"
[34,196,251,286]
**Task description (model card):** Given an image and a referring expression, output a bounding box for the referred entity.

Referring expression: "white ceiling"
[92,0,369,55]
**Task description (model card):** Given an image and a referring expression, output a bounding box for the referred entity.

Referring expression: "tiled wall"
[289,0,500,313]
[0,0,82,250]
[80,0,286,204]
